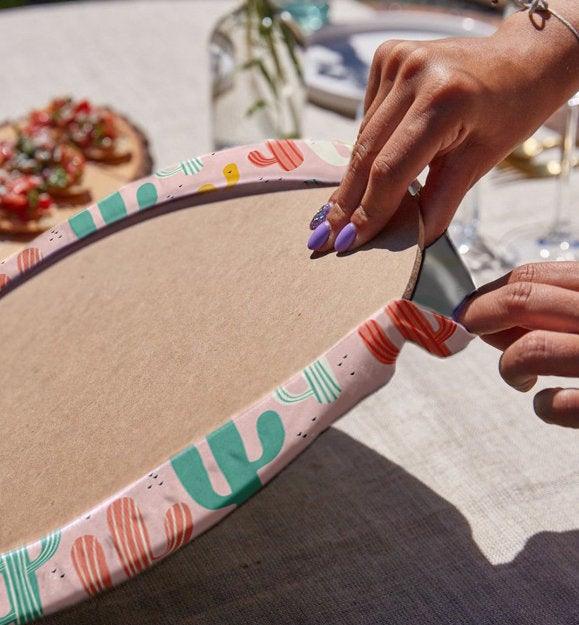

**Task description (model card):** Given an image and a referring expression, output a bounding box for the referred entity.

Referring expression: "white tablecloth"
[1,2,577,623]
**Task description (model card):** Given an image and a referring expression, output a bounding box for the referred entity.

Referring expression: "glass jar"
[209,1,305,150]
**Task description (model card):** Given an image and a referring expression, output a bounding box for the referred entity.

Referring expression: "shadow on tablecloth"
[40,428,578,625]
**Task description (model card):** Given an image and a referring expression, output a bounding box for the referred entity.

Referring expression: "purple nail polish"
[451,290,476,323]
[334,223,357,253]
[309,202,332,230]
[307,220,331,250]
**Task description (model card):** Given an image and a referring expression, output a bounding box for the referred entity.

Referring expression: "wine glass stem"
[462,183,481,243]
[552,96,579,236]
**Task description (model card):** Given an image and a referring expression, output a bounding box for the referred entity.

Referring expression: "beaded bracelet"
[503,0,579,42]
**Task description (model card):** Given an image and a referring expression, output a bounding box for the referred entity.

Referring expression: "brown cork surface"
[0,185,420,552]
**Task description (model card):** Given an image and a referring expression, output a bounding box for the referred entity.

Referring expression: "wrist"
[493,3,579,104]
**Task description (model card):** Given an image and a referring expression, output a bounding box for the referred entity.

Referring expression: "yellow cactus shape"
[223,163,240,186]
[197,163,239,193]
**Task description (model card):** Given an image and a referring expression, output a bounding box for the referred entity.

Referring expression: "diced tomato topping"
[0,171,53,222]
[0,142,13,165]
[28,110,51,127]
[75,99,91,114]
[38,193,53,209]
[11,179,32,195]
[0,96,120,224]
[2,192,27,208]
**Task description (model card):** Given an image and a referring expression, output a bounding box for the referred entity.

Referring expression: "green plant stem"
[243,0,303,138]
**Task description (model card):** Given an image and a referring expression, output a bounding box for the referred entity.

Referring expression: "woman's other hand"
[456,262,579,429]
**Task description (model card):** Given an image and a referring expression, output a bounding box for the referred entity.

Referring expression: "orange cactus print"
[72,496,194,594]
[71,535,113,597]
[386,300,455,357]
[164,503,194,553]
[248,140,304,171]
[106,497,154,578]
[16,247,42,274]
[0,274,9,290]
[358,319,399,365]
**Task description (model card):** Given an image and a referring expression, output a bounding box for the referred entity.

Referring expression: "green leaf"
[240,58,260,71]
[279,20,304,82]
[264,28,285,82]
[255,57,279,98]
[47,166,68,189]
[27,188,39,210]
[245,99,268,117]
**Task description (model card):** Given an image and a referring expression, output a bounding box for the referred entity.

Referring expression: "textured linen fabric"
[37,339,579,625]
[0,1,577,623]
[39,419,578,625]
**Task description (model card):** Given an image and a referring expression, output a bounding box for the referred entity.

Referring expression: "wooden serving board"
[0,110,152,256]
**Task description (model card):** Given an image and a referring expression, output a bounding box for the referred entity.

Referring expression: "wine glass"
[501,92,579,264]
[446,180,514,279]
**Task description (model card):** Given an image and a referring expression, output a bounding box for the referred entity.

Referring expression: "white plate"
[305,11,496,117]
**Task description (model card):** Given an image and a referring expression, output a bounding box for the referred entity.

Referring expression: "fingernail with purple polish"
[334,223,357,253]
[309,202,332,230]
[452,291,475,323]
[307,220,331,250]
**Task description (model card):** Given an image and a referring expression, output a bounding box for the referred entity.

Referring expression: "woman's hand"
[455,262,579,428]
[307,3,579,252]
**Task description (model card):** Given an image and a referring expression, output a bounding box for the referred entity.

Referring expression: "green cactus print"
[68,182,159,240]
[98,192,127,225]
[135,183,158,210]
[0,531,60,625]
[275,359,341,405]
[68,209,97,239]
[171,410,284,510]
[155,157,204,178]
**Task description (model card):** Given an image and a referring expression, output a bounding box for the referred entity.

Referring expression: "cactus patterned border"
[0,139,354,291]
[0,141,474,624]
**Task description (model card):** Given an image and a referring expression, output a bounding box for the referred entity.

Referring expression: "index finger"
[457,282,579,336]
[475,262,579,297]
